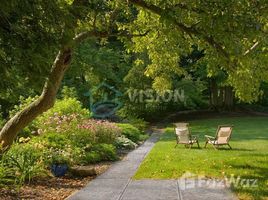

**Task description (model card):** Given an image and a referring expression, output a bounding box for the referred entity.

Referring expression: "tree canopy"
[123,0,268,102]
[0,0,268,147]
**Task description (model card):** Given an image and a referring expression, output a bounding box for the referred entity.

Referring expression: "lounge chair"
[204,125,233,149]
[174,123,200,148]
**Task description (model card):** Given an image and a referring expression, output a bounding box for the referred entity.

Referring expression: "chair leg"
[227,143,232,149]
[175,139,178,148]
[189,144,192,149]
[212,144,218,150]
[204,141,208,148]
[196,141,200,148]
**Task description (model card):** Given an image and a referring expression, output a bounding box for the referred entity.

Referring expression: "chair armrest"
[205,135,215,140]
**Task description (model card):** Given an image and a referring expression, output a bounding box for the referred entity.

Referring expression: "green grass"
[134,117,268,200]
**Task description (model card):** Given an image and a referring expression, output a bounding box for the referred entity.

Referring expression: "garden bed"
[0,162,111,200]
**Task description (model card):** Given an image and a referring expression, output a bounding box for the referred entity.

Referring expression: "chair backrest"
[174,123,189,128]
[175,128,190,144]
[216,125,233,144]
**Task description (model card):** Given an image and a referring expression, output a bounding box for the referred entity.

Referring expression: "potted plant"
[50,150,69,177]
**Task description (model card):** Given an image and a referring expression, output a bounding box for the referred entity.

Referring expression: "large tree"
[0,0,267,148]
[0,0,129,148]
[124,0,268,101]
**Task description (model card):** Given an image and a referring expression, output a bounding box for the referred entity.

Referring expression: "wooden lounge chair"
[174,123,200,148]
[204,125,233,149]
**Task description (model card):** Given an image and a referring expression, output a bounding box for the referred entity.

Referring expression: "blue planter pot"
[51,164,68,177]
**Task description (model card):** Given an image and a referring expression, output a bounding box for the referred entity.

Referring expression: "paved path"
[67,132,237,200]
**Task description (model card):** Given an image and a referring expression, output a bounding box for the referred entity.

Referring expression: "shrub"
[117,123,148,143]
[92,144,118,161]
[1,144,46,185]
[127,117,148,132]
[35,97,91,129]
[0,162,13,187]
[60,86,78,99]
[78,119,121,144]
[115,136,137,150]
[32,132,71,150]
[30,118,121,166]
[83,151,102,164]
[82,144,118,164]
[49,149,71,165]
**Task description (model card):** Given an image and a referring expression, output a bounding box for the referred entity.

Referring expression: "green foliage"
[83,151,102,164]
[1,144,46,185]
[49,149,71,165]
[30,117,121,166]
[0,114,4,129]
[122,0,268,102]
[82,144,118,164]
[115,136,137,150]
[9,96,38,118]
[127,117,149,132]
[117,123,148,143]
[0,162,13,187]
[36,97,90,123]
[60,86,78,99]
[37,132,71,150]
[77,119,121,144]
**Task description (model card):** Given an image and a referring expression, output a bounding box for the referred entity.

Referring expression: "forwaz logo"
[178,172,258,190]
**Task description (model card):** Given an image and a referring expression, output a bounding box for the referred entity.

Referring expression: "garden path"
[67,131,237,200]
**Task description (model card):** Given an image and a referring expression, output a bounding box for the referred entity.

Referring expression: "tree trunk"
[0,47,72,148]
[218,87,224,108]
[209,78,219,110]
[224,86,234,110]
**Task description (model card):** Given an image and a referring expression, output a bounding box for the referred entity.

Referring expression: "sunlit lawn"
[134,117,268,199]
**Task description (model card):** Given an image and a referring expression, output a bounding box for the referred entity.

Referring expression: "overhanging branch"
[128,0,230,61]
[73,30,150,44]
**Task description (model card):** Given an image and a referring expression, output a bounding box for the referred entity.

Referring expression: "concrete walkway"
[67,132,237,200]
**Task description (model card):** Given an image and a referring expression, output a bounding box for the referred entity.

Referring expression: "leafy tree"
[124,0,268,102]
[1,0,268,148]
[0,0,130,148]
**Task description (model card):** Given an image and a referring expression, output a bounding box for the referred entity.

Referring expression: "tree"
[0,0,130,148]
[124,0,268,102]
[1,0,268,148]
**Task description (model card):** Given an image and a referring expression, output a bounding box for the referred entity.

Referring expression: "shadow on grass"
[226,162,268,199]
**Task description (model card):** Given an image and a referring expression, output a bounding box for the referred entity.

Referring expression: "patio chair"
[174,122,189,128]
[204,125,233,149]
[174,124,200,148]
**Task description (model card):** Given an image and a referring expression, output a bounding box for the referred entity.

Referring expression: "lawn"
[134,117,268,200]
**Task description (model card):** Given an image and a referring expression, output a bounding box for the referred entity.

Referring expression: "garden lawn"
[134,117,268,200]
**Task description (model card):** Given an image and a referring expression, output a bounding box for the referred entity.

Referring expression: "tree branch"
[128,0,230,61]
[73,30,150,44]
[172,3,206,14]
[243,41,260,56]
